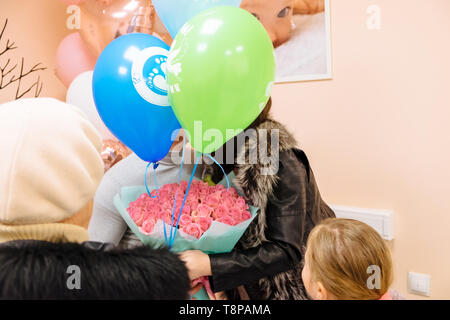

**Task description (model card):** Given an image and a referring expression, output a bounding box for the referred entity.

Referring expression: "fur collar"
[202,118,309,300]
[234,118,298,249]
[203,118,298,249]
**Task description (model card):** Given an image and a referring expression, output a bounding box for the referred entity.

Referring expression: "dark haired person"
[180,98,335,300]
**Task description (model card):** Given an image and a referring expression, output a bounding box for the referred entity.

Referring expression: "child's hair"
[305,218,393,300]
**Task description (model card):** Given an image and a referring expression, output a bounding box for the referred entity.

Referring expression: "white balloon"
[66,71,116,141]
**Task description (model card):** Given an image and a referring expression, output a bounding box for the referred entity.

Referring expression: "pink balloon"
[56,32,96,87]
[60,0,86,5]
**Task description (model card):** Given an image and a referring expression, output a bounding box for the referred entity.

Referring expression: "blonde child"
[302,218,395,300]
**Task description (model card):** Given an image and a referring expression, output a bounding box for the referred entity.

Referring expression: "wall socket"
[408,272,431,297]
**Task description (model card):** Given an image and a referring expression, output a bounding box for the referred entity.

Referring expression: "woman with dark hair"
[180,98,335,300]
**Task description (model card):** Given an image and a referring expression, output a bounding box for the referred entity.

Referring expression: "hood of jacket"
[0,240,190,299]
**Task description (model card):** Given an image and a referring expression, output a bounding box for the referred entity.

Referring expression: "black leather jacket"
[207,149,335,299]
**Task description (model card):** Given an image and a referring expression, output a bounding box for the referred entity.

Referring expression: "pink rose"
[188,183,199,192]
[221,188,238,198]
[171,204,188,217]
[228,208,243,224]
[160,201,170,211]
[217,216,235,226]
[162,210,179,226]
[235,197,248,210]
[204,194,220,208]
[175,189,186,201]
[187,192,199,201]
[169,215,179,227]
[129,208,145,226]
[174,197,184,208]
[139,218,156,235]
[211,205,228,220]
[180,180,189,192]
[161,185,172,195]
[222,196,235,209]
[194,216,212,232]
[241,210,252,222]
[191,180,200,187]
[170,188,181,201]
[145,203,160,215]
[162,214,172,226]
[198,190,208,201]
[181,205,191,215]
[159,189,170,201]
[178,214,193,228]
[166,183,179,194]
[186,199,198,210]
[182,223,203,239]
[186,192,199,204]
[194,204,212,217]
[138,193,149,201]
[143,209,153,221]
[127,207,136,220]
[153,208,165,220]
[173,204,182,215]
[212,191,223,198]
[171,199,182,210]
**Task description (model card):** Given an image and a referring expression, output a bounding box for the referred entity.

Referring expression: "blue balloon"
[153,0,242,39]
[93,33,180,163]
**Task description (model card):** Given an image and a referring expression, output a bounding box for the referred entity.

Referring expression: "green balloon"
[166,6,275,154]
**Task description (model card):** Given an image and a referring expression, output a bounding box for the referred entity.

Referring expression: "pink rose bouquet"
[126,180,253,239]
[114,175,258,301]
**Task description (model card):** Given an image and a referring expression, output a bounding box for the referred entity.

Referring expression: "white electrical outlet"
[408,272,431,297]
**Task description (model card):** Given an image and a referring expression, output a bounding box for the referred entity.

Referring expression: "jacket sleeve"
[208,150,314,292]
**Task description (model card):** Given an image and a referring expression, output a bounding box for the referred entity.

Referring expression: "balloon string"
[145,162,170,244]
[145,162,159,199]
[170,152,201,247]
[168,135,186,248]
[178,132,186,181]
[206,154,230,191]
[153,163,160,198]
[169,190,179,247]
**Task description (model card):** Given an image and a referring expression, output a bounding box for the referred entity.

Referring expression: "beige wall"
[272,0,450,299]
[1,0,449,299]
[0,0,69,103]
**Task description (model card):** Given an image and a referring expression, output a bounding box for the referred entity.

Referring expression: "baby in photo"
[240,0,329,81]
[240,0,325,48]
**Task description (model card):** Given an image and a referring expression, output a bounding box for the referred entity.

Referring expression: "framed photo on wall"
[241,0,332,83]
